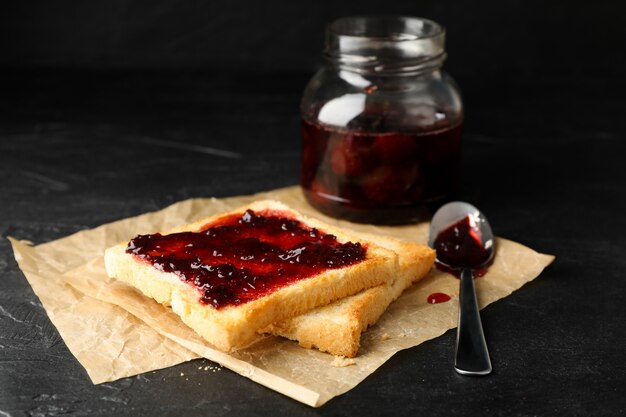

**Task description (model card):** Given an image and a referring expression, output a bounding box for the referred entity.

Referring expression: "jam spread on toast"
[126,209,367,309]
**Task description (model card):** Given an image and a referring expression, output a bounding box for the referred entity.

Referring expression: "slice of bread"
[262,234,435,357]
[104,200,399,352]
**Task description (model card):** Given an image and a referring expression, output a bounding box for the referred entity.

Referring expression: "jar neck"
[324,16,447,77]
[325,52,446,76]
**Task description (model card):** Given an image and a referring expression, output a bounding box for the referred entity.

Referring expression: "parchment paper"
[9,186,554,407]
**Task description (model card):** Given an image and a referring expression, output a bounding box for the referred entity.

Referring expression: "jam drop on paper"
[427,292,452,304]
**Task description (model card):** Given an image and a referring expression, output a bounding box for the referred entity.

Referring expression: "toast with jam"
[104,200,400,352]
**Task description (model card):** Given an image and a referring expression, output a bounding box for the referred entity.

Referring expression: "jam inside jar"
[300,17,463,224]
[301,117,462,224]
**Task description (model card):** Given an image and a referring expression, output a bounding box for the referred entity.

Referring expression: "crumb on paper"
[180,372,184,376]
[381,333,391,340]
[331,356,356,367]
[199,364,222,373]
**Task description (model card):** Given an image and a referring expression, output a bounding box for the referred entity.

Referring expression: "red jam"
[427,292,451,304]
[300,118,462,224]
[126,209,367,309]
[433,215,492,277]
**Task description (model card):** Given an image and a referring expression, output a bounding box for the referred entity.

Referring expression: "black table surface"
[1,70,625,416]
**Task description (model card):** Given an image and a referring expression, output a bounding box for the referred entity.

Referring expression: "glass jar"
[300,16,463,224]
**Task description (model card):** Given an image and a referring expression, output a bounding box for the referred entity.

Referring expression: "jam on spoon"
[433,215,491,269]
[429,202,495,376]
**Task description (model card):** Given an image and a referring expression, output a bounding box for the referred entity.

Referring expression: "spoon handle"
[455,268,492,375]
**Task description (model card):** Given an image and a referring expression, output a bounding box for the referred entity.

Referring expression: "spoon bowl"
[428,201,495,269]
[428,201,494,376]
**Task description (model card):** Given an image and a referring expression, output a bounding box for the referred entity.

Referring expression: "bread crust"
[263,234,435,357]
[104,200,399,352]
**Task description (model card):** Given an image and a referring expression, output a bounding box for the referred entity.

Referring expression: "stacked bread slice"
[263,233,434,357]
[104,200,434,357]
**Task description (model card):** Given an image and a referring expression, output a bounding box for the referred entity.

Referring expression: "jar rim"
[324,16,446,75]
[327,16,444,41]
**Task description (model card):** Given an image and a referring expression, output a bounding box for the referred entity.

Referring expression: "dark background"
[2,0,625,76]
[1,1,625,416]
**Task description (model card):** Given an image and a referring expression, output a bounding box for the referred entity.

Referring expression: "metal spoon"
[428,202,494,376]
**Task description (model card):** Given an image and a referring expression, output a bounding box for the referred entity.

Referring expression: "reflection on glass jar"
[300,16,463,224]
